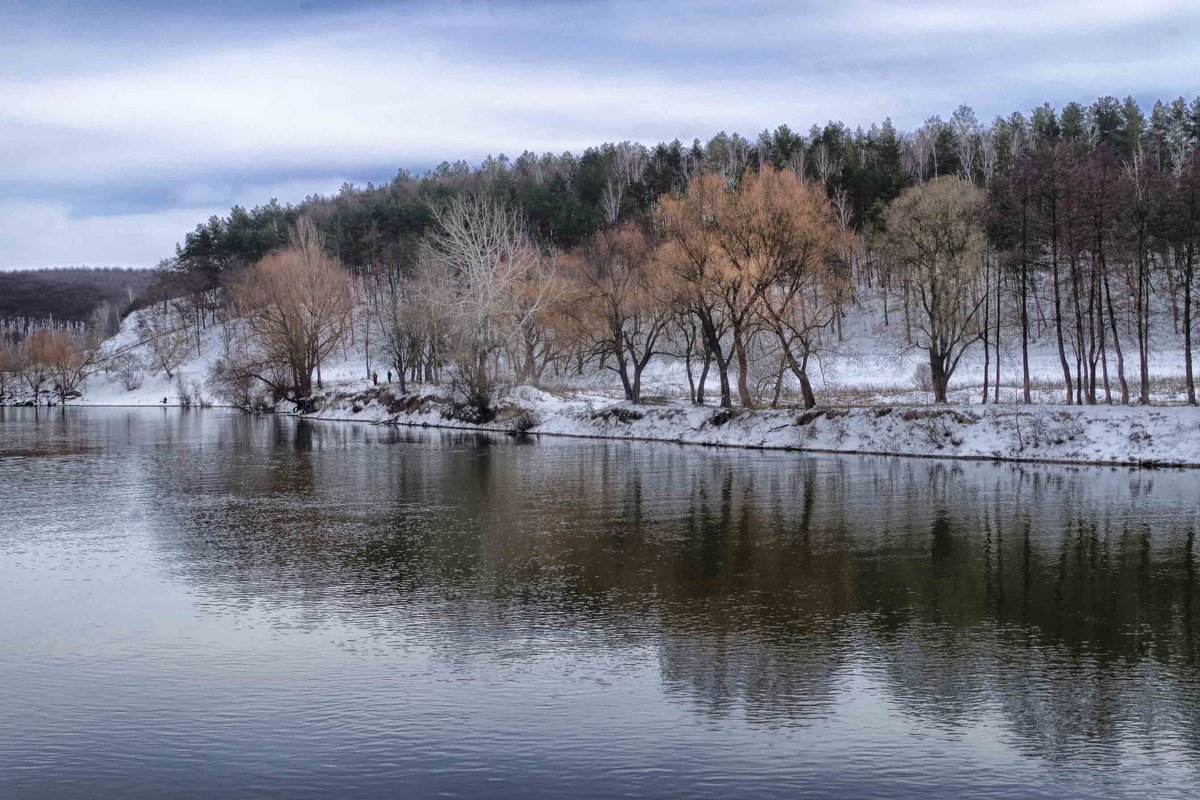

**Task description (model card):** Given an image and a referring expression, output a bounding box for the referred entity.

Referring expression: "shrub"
[917,414,963,449]
[207,357,271,412]
[448,361,498,420]
[508,409,538,434]
[174,376,210,408]
[591,406,645,424]
[443,402,495,425]
[911,362,934,397]
[707,408,739,426]
[114,354,145,391]
[174,375,194,407]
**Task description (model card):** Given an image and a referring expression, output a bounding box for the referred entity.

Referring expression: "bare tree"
[726,168,841,408]
[656,173,739,407]
[419,195,552,406]
[979,125,999,184]
[18,329,95,403]
[372,275,422,393]
[233,218,354,403]
[659,168,841,408]
[114,353,146,391]
[566,222,675,402]
[138,307,191,379]
[812,142,841,186]
[17,330,52,402]
[0,344,19,401]
[882,177,988,402]
[951,105,980,182]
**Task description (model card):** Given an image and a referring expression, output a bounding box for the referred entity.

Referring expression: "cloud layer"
[2,0,1197,268]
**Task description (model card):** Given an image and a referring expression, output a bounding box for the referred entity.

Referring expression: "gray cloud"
[1,0,1197,268]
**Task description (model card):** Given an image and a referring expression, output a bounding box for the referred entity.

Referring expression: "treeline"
[167,96,1199,279]
[0,268,156,402]
[0,267,153,326]
[107,96,1200,409]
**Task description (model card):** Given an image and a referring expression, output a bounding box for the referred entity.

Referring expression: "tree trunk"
[1020,262,1031,403]
[1137,245,1151,405]
[683,348,697,404]
[982,256,990,404]
[930,349,949,404]
[1049,236,1072,404]
[715,356,731,408]
[733,328,754,408]
[631,350,654,405]
[1069,250,1086,405]
[615,350,634,402]
[770,356,786,408]
[698,314,730,408]
[798,370,816,410]
[993,271,1001,403]
[1185,248,1196,405]
[1101,263,1129,404]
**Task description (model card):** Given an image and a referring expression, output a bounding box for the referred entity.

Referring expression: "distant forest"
[0,268,153,323]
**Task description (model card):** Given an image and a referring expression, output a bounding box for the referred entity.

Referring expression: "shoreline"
[12,387,1199,470]
[296,386,1200,471]
[319,415,1200,470]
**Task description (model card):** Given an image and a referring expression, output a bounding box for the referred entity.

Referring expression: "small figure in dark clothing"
[371,371,378,385]
[386,370,392,383]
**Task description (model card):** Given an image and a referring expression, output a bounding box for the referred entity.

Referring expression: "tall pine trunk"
[1048,207,1072,403]
[1185,247,1196,405]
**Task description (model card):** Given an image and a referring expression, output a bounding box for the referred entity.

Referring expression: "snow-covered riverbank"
[300,385,1200,468]
[7,309,1195,468]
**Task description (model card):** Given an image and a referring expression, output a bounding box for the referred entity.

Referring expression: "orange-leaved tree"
[234,218,354,403]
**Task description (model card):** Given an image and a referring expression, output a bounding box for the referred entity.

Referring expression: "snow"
[14,304,1199,469]
[74,310,223,406]
[302,385,1200,468]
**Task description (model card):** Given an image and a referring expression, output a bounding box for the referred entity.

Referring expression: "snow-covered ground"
[301,383,1200,468]
[13,306,1199,468]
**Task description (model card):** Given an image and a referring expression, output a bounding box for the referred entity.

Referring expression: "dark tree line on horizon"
[0,267,152,330]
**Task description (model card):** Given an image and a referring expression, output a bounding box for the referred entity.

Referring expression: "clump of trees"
[657,168,843,407]
[58,92,1200,411]
[1,328,98,403]
[564,220,672,403]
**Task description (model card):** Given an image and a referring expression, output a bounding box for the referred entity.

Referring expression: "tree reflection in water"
[123,415,1200,766]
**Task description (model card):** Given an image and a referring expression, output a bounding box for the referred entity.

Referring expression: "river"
[2,407,1199,798]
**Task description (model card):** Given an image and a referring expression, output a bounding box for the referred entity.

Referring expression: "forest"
[4,95,1200,411]
[0,268,151,332]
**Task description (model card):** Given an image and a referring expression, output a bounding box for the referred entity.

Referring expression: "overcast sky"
[1,0,1197,269]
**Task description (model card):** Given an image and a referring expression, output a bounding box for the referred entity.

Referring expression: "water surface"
[2,407,1199,798]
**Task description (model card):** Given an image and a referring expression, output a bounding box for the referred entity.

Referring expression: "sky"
[1,0,1197,270]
